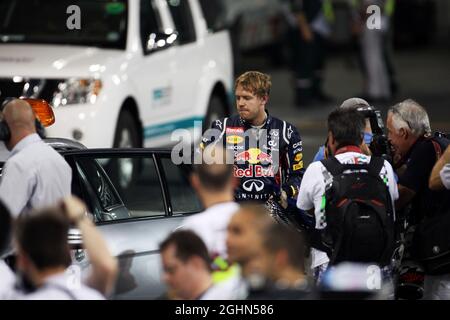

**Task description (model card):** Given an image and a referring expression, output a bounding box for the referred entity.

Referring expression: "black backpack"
[320,156,395,267]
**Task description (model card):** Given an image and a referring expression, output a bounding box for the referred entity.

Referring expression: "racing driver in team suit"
[200,72,308,226]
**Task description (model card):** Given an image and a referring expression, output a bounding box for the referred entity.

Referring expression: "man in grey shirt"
[0,99,72,217]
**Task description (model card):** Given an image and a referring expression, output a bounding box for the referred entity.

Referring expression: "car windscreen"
[0,0,128,49]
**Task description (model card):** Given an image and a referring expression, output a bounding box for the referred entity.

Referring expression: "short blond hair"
[235,71,271,99]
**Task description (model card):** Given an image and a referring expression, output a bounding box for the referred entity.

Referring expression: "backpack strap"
[322,156,381,176]
[367,156,385,178]
[320,156,345,176]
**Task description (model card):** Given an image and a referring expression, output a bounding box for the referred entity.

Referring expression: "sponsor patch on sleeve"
[293,161,304,171]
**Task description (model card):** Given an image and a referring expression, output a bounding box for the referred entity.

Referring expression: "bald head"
[3,99,37,132]
[1,99,37,150]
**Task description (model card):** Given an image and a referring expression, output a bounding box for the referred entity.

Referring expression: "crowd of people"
[1,69,449,300]
[282,0,397,107]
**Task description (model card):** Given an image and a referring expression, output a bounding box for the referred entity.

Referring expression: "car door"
[131,0,178,147]
[164,0,204,123]
[63,149,203,299]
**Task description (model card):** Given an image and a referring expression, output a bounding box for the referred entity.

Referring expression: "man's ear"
[190,174,201,192]
[327,132,335,147]
[275,250,289,268]
[189,255,206,271]
[261,95,269,106]
[399,127,408,140]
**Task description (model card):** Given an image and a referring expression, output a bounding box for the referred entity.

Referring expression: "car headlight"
[52,78,102,107]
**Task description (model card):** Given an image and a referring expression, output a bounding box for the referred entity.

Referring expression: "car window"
[74,158,126,222]
[74,155,166,220]
[198,0,225,32]
[101,156,166,218]
[160,156,202,214]
[0,0,128,49]
[166,0,196,44]
[140,0,165,53]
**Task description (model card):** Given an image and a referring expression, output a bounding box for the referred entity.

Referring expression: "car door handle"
[74,249,86,262]
[102,211,117,221]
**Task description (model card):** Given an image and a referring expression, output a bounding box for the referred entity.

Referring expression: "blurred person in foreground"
[182,146,239,282]
[226,203,311,299]
[246,222,312,300]
[11,196,118,300]
[159,230,236,300]
[0,200,15,299]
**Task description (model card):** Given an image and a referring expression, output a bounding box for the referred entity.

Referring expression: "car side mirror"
[144,31,178,53]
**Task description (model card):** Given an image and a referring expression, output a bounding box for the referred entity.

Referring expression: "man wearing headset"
[0,98,72,218]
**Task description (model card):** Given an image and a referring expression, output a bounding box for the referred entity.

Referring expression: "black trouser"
[288,27,327,104]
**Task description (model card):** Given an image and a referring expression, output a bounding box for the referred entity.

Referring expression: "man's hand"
[297,13,314,42]
[61,195,118,296]
[301,28,314,42]
[279,190,288,210]
[429,145,450,190]
[61,196,88,224]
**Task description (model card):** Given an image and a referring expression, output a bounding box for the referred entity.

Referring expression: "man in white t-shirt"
[430,145,450,191]
[183,147,239,260]
[297,108,398,282]
[11,197,118,300]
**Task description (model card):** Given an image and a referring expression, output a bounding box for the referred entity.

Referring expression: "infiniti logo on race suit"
[242,179,264,192]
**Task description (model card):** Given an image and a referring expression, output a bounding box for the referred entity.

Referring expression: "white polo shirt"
[200,279,246,300]
[0,260,15,300]
[440,163,450,190]
[297,151,399,268]
[21,271,105,300]
[0,134,72,217]
[182,202,239,259]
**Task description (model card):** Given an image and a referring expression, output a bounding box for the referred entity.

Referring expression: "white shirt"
[0,260,15,300]
[0,134,72,217]
[297,152,399,268]
[200,279,246,300]
[182,202,239,259]
[440,163,450,190]
[21,271,104,300]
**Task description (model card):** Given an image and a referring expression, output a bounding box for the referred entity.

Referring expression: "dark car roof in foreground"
[44,138,174,155]
[1,137,175,164]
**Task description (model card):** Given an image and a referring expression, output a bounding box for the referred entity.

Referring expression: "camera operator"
[313,97,392,163]
[387,99,450,300]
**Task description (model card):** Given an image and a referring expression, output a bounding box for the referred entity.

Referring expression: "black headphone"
[0,97,46,142]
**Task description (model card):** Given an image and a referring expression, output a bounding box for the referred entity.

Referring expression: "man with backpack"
[387,99,450,299]
[297,108,398,283]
